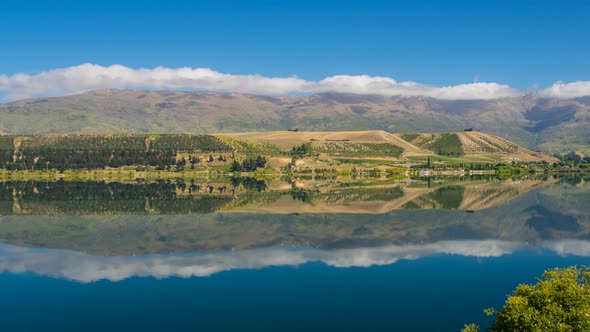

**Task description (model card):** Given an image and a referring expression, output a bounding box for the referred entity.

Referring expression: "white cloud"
[3,64,590,101]
[540,81,590,99]
[316,76,519,100]
[0,63,522,101]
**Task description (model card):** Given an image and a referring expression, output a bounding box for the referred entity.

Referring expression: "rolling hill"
[0,130,556,169]
[220,130,555,162]
[1,89,589,154]
[399,131,552,162]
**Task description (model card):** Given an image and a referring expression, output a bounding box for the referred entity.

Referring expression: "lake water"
[0,176,588,331]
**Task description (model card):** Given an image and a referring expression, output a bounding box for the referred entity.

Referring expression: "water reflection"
[0,177,587,282]
[0,175,570,215]
[4,240,588,283]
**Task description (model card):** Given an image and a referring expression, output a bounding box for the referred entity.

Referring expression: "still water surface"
[0,176,588,331]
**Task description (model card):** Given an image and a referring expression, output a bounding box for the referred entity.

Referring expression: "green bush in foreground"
[461,324,480,332]
[463,266,590,332]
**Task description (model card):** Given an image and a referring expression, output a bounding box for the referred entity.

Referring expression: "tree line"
[0,134,233,171]
[553,151,590,168]
[229,155,267,172]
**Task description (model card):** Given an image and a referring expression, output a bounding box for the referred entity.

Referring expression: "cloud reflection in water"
[2,239,587,283]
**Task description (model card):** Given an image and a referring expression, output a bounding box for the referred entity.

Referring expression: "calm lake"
[0,176,588,331]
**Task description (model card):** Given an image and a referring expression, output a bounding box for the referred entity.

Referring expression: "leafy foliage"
[466,266,590,332]
[489,266,590,331]
[291,143,312,158]
[553,151,590,168]
[230,155,267,172]
[461,324,480,332]
[150,134,232,153]
[0,136,14,168]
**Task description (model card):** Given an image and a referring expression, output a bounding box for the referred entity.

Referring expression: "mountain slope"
[1,89,589,153]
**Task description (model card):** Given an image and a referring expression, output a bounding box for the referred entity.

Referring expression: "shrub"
[464,266,590,332]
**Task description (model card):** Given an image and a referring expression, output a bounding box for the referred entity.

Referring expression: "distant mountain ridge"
[1,89,589,153]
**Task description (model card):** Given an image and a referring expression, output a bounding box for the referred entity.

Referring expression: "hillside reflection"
[0,175,572,215]
[0,177,588,282]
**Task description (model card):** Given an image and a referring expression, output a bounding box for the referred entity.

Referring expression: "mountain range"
[1,89,589,154]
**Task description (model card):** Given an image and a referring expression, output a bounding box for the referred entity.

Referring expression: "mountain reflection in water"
[0,176,588,282]
[0,175,565,215]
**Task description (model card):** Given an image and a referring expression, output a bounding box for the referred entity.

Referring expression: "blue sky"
[1,0,589,100]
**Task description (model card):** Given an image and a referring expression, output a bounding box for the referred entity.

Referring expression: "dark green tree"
[229,160,243,172]
[255,155,267,168]
[291,143,311,158]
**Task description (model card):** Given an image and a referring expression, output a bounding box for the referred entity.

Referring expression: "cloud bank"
[540,81,590,99]
[2,239,584,283]
[2,64,589,101]
[0,64,524,101]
